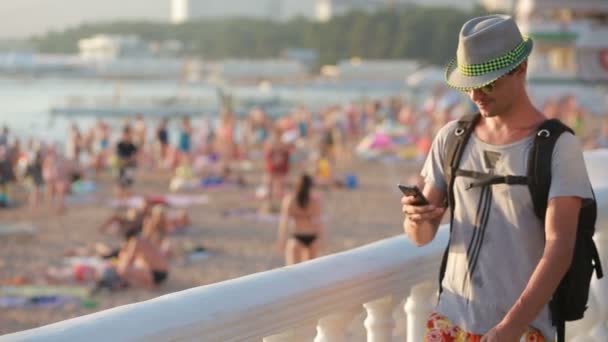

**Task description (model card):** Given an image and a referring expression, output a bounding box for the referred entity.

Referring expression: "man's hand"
[401,196,445,222]
[401,183,446,246]
[481,322,525,342]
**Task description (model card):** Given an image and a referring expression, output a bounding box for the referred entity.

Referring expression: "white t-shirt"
[421,120,594,339]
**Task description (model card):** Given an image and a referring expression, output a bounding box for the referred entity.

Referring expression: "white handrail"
[1,233,448,342]
[3,149,608,342]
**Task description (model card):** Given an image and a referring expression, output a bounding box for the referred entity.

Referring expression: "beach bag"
[439,113,603,342]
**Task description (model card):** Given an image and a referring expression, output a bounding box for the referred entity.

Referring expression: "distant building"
[171,0,481,24]
[171,0,189,24]
[77,34,190,79]
[516,0,608,83]
[513,0,608,114]
[78,35,183,61]
[315,0,479,22]
[480,0,516,12]
[170,0,286,23]
[208,59,309,82]
[78,35,149,61]
[333,58,419,80]
[281,48,319,71]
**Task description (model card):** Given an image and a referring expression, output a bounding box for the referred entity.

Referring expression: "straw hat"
[445,15,533,91]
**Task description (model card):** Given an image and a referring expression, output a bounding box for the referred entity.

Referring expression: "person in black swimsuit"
[276,173,324,265]
[156,118,170,166]
[114,205,170,288]
[96,199,152,259]
[292,233,316,247]
[93,205,170,291]
[115,126,138,198]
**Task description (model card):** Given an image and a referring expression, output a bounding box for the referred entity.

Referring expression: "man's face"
[466,63,525,118]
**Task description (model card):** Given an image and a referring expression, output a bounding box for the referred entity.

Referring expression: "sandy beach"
[0,155,421,335]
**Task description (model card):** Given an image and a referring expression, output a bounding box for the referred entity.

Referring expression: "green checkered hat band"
[457,38,528,76]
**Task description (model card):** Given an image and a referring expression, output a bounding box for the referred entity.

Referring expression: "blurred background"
[0,0,607,335]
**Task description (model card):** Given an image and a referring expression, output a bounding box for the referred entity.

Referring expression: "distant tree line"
[31,5,487,68]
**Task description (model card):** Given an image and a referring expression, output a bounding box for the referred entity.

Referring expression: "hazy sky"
[0,0,315,39]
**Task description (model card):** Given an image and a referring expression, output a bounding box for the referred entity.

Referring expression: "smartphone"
[398,184,429,206]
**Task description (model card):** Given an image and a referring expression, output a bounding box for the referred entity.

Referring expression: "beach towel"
[71,180,97,195]
[221,207,280,223]
[0,295,81,309]
[0,222,37,236]
[63,257,109,272]
[110,195,209,209]
[162,194,210,207]
[187,247,210,262]
[65,193,99,206]
[109,196,145,209]
[147,194,210,207]
[222,208,331,224]
[1,285,89,299]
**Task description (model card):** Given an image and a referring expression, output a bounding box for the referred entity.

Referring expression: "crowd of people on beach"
[1,89,607,293]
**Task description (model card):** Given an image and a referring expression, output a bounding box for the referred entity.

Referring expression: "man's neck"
[484,94,543,131]
[475,92,546,145]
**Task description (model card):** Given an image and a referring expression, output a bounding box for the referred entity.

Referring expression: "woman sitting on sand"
[98,199,152,241]
[114,205,170,288]
[276,173,324,265]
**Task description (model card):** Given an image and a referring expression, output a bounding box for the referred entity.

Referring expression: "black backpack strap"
[438,113,480,297]
[556,320,565,342]
[527,119,573,222]
[528,119,573,342]
[582,187,603,279]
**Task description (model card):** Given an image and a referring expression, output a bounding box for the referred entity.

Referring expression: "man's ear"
[518,60,528,75]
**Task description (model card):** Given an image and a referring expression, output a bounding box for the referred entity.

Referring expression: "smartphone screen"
[398,184,429,206]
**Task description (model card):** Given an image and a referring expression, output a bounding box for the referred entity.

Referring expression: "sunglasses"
[468,67,520,95]
[478,81,497,94]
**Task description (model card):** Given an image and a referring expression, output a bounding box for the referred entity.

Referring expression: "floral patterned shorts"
[425,312,546,342]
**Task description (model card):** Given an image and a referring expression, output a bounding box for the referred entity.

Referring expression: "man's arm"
[496,196,581,336]
[402,183,447,246]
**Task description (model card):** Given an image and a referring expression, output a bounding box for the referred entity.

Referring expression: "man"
[401,15,593,341]
[156,118,170,166]
[0,145,14,208]
[116,126,138,198]
[0,125,8,147]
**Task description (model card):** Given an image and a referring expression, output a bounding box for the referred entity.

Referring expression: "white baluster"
[570,335,597,342]
[583,227,608,342]
[593,229,608,322]
[405,282,436,342]
[293,320,318,341]
[315,309,359,342]
[393,298,408,339]
[364,296,395,342]
[264,330,295,342]
[346,310,367,341]
[589,321,608,342]
[567,290,600,340]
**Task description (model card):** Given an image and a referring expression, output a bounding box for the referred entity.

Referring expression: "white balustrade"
[2,150,607,342]
[294,320,318,341]
[263,331,296,342]
[363,296,395,342]
[405,282,437,342]
[315,308,359,342]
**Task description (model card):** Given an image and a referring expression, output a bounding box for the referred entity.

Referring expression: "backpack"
[439,113,603,342]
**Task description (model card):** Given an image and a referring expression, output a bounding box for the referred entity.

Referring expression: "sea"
[0,76,411,144]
